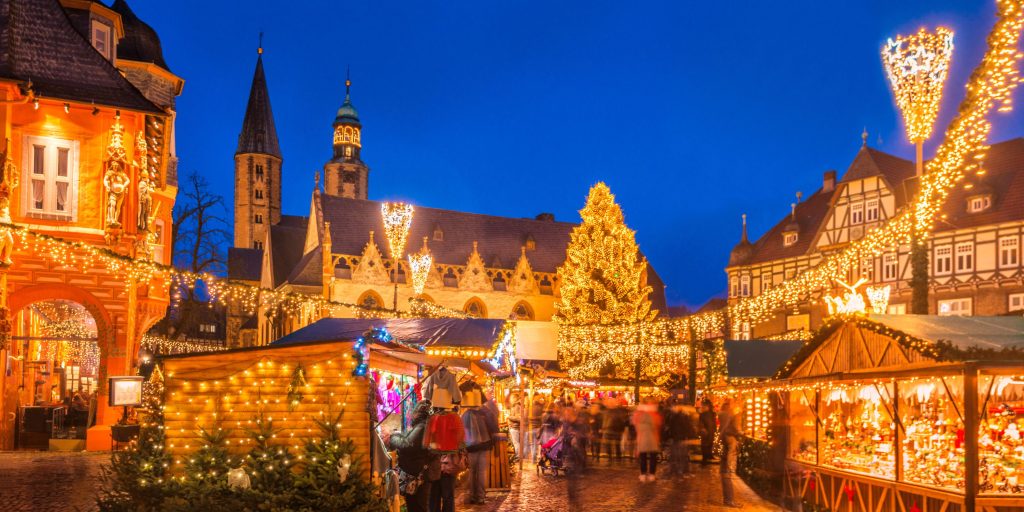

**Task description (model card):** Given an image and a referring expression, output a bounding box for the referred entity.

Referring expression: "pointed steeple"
[728,214,754,267]
[236,46,281,158]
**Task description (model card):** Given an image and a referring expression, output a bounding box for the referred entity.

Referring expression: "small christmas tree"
[184,425,231,483]
[243,410,295,493]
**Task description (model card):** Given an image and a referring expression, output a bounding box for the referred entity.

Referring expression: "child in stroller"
[537,432,571,476]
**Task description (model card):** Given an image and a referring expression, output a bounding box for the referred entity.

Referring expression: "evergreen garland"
[286,364,307,411]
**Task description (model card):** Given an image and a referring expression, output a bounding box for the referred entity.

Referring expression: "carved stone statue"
[0,139,18,266]
[104,117,130,230]
[135,132,153,233]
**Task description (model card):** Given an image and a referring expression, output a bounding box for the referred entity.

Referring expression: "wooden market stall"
[729,315,1024,512]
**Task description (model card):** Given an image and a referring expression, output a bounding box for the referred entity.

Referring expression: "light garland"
[726,1,1024,331]
[407,240,432,296]
[407,297,469,319]
[141,334,226,355]
[883,26,955,143]
[866,285,891,314]
[380,202,413,264]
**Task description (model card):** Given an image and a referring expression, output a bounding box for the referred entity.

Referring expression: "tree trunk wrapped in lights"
[557,183,673,386]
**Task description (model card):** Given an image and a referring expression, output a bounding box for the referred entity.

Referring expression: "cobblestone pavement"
[0,451,778,512]
[0,451,105,512]
[461,457,781,512]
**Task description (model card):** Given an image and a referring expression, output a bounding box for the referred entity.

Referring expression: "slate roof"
[724,339,804,379]
[321,194,576,274]
[0,0,163,113]
[110,0,170,71]
[236,54,281,158]
[735,139,1024,266]
[269,218,308,287]
[227,247,262,282]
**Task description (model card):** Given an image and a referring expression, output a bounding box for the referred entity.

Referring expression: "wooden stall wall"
[162,341,375,475]
[786,466,968,512]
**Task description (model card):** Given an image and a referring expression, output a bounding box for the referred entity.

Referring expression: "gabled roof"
[236,53,281,158]
[227,247,262,281]
[735,139,1024,267]
[0,0,163,113]
[320,194,575,274]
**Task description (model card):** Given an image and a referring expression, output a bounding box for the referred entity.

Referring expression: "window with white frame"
[968,195,992,213]
[934,245,952,275]
[783,232,798,246]
[91,20,112,60]
[883,253,899,281]
[866,200,879,222]
[999,237,1020,268]
[23,136,78,219]
[851,202,864,224]
[860,258,873,281]
[738,322,751,340]
[729,276,738,298]
[887,303,907,315]
[1009,293,1024,312]
[938,298,972,316]
[740,274,750,297]
[955,242,974,273]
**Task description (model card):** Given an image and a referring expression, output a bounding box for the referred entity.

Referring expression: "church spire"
[236,43,281,158]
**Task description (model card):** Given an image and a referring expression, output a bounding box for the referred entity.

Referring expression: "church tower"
[323,77,370,199]
[234,45,282,249]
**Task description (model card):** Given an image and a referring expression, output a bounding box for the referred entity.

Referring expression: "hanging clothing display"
[423,411,465,453]
[423,368,461,409]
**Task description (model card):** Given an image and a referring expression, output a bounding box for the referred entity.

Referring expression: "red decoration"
[808,478,816,492]
[844,484,855,503]
[910,502,921,512]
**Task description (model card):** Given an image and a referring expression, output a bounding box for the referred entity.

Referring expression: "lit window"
[525,235,536,251]
[1009,293,1024,312]
[860,258,874,281]
[883,253,899,281]
[738,322,751,340]
[938,298,972,316]
[783,232,798,246]
[254,213,263,224]
[886,303,906,315]
[955,242,974,273]
[152,220,165,264]
[865,200,879,222]
[91,21,111,60]
[851,203,864,224]
[968,195,992,213]
[934,245,952,275]
[740,275,750,297]
[999,237,1019,268]
[344,146,353,157]
[23,136,78,219]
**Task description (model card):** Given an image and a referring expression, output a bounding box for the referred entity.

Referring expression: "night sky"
[137,0,1024,309]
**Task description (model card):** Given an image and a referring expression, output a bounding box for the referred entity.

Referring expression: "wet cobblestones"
[0,451,777,511]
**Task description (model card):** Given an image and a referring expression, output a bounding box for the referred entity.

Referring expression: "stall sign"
[108,376,144,407]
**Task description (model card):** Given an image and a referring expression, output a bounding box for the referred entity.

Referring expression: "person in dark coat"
[601,400,628,461]
[387,401,437,512]
[698,399,717,466]
[664,402,698,477]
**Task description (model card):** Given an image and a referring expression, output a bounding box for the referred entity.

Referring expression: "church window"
[866,200,879,222]
[935,245,952,275]
[254,214,263,224]
[255,189,264,200]
[24,136,78,219]
[344,146,353,158]
[883,253,898,281]
[968,195,992,213]
[511,302,533,320]
[851,203,864,224]
[255,164,264,181]
[955,242,974,273]
[253,240,263,250]
[999,237,1019,268]
[464,298,487,318]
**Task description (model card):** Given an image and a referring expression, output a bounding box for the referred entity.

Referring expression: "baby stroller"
[537,435,569,476]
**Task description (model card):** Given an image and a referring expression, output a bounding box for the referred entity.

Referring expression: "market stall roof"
[871,314,1024,351]
[724,340,804,379]
[271,317,505,348]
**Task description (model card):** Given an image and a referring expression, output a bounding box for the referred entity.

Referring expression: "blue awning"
[271,317,507,349]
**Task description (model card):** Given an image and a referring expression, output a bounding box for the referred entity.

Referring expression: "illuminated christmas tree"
[556,183,661,383]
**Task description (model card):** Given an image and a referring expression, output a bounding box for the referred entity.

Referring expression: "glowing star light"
[883,27,954,144]
[380,202,414,261]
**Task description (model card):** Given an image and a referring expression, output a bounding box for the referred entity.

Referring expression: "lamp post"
[381,202,413,312]
[882,27,954,314]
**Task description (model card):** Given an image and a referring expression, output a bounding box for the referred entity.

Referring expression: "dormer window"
[783,232,798,247]
[433,226,444,241]
[90,20,112,61]
[968,195,992,213]
[525,235,536,251]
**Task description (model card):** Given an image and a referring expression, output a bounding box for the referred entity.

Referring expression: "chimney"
[535,213,555,222]
[822,170,837,193]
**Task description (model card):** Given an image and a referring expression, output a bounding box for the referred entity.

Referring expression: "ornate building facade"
[726,136,1024,339]
[226,57,665,347]
[0,0,182,448]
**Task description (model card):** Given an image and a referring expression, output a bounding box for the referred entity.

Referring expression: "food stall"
[729,315,1024,512]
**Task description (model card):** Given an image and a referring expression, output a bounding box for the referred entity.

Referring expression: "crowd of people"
[506,392,746,508]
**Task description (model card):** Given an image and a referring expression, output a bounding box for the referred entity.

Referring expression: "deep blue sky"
[139,0,1024,309]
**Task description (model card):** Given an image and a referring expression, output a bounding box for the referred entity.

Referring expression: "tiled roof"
[270,219,308,287]
[236,54,281,158]
[227,247,262,281]
[735,139,1024,267]
[0,0,163,113]
[110,0,171,71]
[320,194,576,274]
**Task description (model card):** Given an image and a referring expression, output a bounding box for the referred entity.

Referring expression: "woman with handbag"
[387,401,437,512]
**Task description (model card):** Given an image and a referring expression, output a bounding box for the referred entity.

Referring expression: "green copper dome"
[334,96,360,126]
